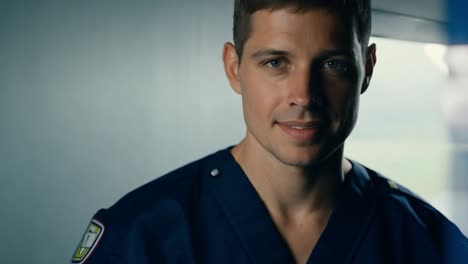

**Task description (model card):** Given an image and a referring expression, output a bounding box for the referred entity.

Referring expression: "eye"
[265,58,283,68]
[322,60,350,73]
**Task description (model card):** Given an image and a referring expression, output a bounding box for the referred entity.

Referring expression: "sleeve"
[69,197,198,264]
[70,209,115,264]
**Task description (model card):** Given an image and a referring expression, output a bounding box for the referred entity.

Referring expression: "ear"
[222,42,242,94]
[361,43,377,94]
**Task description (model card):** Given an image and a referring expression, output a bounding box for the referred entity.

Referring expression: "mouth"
[276,121,325,142]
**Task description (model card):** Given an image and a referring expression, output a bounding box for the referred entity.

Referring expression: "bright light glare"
[424,44,448,74]
[445,45,468,74]
[442,45,468,131]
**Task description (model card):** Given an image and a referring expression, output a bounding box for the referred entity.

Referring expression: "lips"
[277,121,325,141]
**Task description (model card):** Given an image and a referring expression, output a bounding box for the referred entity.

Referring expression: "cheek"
[241,72,284,123]
[323,81,360,129]
[324,83,352,112]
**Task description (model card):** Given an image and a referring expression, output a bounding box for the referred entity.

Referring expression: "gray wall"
[0,1,243,263]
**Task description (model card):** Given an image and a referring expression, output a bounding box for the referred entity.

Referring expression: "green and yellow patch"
[71,219,105,263]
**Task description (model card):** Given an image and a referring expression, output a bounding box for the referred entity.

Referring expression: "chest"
[275,222,325,264]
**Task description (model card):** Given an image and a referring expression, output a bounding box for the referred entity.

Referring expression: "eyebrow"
[249,48,355,60]
[316,49,355,60]
[250,49,291,60]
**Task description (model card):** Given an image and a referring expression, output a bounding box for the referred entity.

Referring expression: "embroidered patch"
[71,219,105,264]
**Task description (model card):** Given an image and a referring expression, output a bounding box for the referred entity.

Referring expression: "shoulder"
[71,148,229,263]
[359,163,447,225]
[351,161,442,218]
[354,161,452,227]
[352,161,468,260]
[106,148,226,221]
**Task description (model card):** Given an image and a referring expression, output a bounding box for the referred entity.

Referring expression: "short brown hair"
[233,0,372,60]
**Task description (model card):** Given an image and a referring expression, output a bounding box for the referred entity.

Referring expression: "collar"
[204,146,377,263]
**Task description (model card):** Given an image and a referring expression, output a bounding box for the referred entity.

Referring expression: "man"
[71,0,468,263]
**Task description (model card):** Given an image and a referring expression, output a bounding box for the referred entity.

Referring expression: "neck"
[231,137,351,222]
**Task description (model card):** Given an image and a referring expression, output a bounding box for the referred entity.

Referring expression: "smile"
[290,126,314,130]
[277,122,324,142]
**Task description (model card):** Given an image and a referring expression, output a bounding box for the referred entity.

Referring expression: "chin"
[270,144,327,167]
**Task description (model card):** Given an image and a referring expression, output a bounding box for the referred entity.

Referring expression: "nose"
[287,67,323,108]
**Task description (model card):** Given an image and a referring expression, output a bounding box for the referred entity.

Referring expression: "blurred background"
[0,0,466,263]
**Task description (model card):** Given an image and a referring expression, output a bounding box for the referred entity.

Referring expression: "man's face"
[224,8,375,167]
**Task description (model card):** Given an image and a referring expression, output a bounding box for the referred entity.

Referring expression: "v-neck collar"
[206,147,377,264]
[305,161,377,263]
[206,147,295,263]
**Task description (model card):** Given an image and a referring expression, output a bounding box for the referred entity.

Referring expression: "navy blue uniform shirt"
[71,146,468,263]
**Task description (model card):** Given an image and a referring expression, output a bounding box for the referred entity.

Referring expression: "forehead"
[246,8,360,55]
